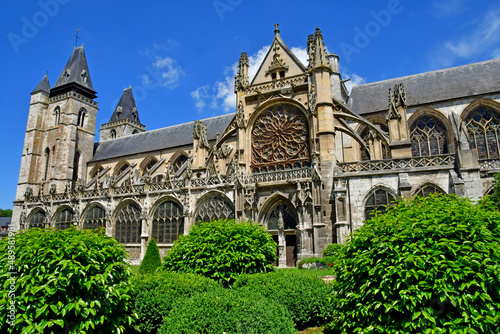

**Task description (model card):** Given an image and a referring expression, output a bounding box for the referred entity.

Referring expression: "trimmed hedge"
[233,270,335,330]
[0,228,135,334]
[325,194,500,333]
[322,243,344,257]
[138,238,161,275]
[162,219,277,285]
[159,288,296,334]
[130,272,221,334]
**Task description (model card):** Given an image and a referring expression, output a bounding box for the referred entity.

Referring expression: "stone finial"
[235,52,249,92]
[387,83,406,120]
[274,23,280,35]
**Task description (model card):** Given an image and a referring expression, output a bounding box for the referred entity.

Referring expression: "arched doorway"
[265,201,298,267]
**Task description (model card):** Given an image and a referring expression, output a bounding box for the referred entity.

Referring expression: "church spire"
[51,45,96,98]
[31,73,50,95]
[311,27,330,70]
[109,86,140,123]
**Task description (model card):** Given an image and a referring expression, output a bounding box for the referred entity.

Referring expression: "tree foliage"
[0,228,135,333]
[139,238,161,275]
[489,172,500,210]
[0,209,12,217]
[162,219,277,285]
[325,194,500,333]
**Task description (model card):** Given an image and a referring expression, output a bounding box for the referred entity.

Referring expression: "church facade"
[12,27,500,265]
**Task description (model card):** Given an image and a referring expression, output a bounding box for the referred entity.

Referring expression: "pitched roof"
[52,46,96,98]
[91,113,235,162]
[108,87,141,123]
[31,74,50,94]
[348,58,500,115]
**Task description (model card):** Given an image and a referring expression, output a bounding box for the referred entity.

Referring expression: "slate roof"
[0,217,11,237]
[31,74,50,94]
[108,87,141,123]
[52,46,96,98]
[348,58,500,115]
[91,113,235,162]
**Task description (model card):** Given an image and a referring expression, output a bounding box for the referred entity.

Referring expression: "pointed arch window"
[152,200,184,243]
[72,151,80,182]
[54,107,61,126]
[410,115,448,157]
[77,108,86,127]
[110,129,117,139]
[152,174,164,183]
[195,196,234,223]
[464,106,500,159]
[414,184,444,198]
[360,123,390,161]
[252,104,310,173]
[173,155,188,173]
[43,147,50,180]
[82,206,106,230]
[141,157,158,176]
[29,210,46,229]
[54,208,74,230]
[115,203,142,244]
[365,189,395,220]
[267,202,297,231]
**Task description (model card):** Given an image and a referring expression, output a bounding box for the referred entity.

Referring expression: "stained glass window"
[29,210,46,229]
[414,184,444,198]
[115,203,142,244]
[365,189,395,220]
[410,115,448,157]
[83,206,106,230]
[195,196,234,223]
[152,201,183,243]
[252,104,310,173]
[465,106,500,159]
[54,208,74,230]
[173,155,188,173]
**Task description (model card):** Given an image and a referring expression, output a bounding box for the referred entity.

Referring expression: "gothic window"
[173,155,188,173]
[360,124,390,161]
[195,196,234,223]
[464,106,500,159]
[414,184,444,198]
[115,162,130,176]
[132,129,139,134]
[82,206,106,230]
[110,129,117,139]
[77,108,86,127]
[267,202,297,231]
[72,151,80,182]
[141,157,158,176]
[252,104,310,173]
[90,165,104,179]
[365,189,395,220]
[54,107,61,126]
[152,174,164,183]
[114,203,142,244]
[54,208,74,230]
[29,210,46,229]
[152,200,184,243]
[43,147,50,180]
[410,115,448,157]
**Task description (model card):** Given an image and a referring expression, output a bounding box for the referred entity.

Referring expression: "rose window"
[252,104,310,173]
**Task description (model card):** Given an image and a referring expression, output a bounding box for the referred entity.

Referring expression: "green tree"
[162,219,277,286]
[325,194,500,334]
[0,209,12,217]
[0,228,136,333]
[139,238,162,275]
[489,172,500,209]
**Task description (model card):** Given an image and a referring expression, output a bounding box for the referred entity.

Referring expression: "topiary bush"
[322,243,344,257]
[129,272,221,334]
[162,219,277,285]
[0,227,135,334]
[138,238,161,275]
[233,270,335,330]
[159,288,296,334]
[325,194,500,334]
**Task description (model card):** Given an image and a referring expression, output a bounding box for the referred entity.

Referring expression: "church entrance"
[267,201,298,267]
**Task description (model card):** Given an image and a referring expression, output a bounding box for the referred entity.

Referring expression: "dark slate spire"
[31,73,50,94]
[51,45,96,99]
[109,87,140,123]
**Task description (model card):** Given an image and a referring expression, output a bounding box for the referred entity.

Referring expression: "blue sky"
[1,0,500,209]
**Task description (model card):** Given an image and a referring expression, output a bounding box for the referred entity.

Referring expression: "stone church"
[12,26,500,266]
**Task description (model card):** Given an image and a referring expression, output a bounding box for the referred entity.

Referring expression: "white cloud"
[141,56,185,89]
[290,47,308,67]
[342,71,367,93]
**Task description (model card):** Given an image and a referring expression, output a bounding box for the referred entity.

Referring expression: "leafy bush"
[298,256,336,270]
[0,228,135,334]
[325,194,500,334]
[233,270,335,330]
[129,272,220,334]
[162,219,277,285]
[489,172,500,210]
[159,288,295,334]
[138,238,161,275]
[322,243,344,257]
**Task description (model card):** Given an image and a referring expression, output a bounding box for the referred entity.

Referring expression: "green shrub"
[162,219,277,285]
[0,227,135,334]
[325,194,500,334]
[489,172,500,210]
[130,272,220,334]
[322,243,344,257]
[233,270,335,330]
[159,288,296,334]
[138,238,161,275]
[297,256,335,270]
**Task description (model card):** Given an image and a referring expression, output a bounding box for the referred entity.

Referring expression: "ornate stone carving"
[266,43,288,76]
[308,83,317,116]
[49,183,57,196]
[387,83,406,120]
[450,112,470,150]
[193,120,210,150]
[235,101,246,129]
[234,53,249,92]
[25,187,33,199]
[243,187,256,210]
